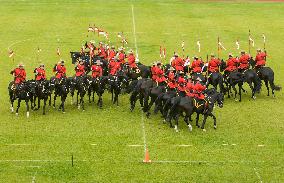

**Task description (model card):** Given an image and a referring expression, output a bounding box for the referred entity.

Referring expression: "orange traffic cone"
[143,148,151,163]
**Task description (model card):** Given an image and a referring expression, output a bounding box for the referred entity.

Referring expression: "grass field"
[0,0,284,182]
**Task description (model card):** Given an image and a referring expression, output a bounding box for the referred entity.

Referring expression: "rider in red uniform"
[177,71,187,97]
[34,63,46,81]
[172,53,184,73]
[208,54,221,73]
[118,47,126,65]
[193,81,206,100]
[11,63,26,84]
[224,53,238,76]
[191,56,203,74]
[167,67,177,90]
[127,50,137,71]
[53,61,66,79]
[185,78,195,97]
[151,62,158,81]
[238,51,250,72]
[108,46,116,61]
[75,59,85,77]
[155,61,166,85]
[91,60,103,78]
[255,49,267,69]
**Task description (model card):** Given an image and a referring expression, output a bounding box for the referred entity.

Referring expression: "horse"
[33,80,51,115]
[108,70,128,106]
[155,89,177,119]
[129,78,149,111]
[70,75,91,111]
[205,67,226,94]
[88,75,109,108]
[220,60,244,102]
[8,80,36,117]
[249,58,281,97]
[167,89,224,132]
[242,69,262,99]
[53,77,70,113]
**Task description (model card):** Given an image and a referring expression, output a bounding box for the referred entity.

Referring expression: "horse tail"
[272,83,282,91]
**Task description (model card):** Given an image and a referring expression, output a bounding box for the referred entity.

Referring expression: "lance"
[249,29,251,54]
[263,33,267,61]
[217,36,220,59]
[181,40,185,58]
[206,54,209,79]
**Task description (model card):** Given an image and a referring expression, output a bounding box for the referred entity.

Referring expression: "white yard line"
[131,4,147,154]
[254,168,263,183]
[5,144,32,146]
[0,160,87,162]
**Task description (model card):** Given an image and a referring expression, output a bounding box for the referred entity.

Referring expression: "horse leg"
[81,95,85,111]
[10,98,14,113]
[53,94,57,108]
[43,98,47,115]
[37,98,41,110]
[76,92,79,108]
[49,94,52,106]
[264,80,269,96]
[249,82,256,99]
[232,85,238,101]
[184,115,192,131]
[238,84,242,102]
[269,80,275,97]
[61,97,66,113]
[146,96,155,118]
[201,114,208,131]
[196,113,200,128]
[130,92,136,111]
[209,113,217,129]
[16,99,21,116]
[26,99,29,118]
[99,94,103,108]
[174,113,180,132]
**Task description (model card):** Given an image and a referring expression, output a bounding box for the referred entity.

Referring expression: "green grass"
[0,0,284,182]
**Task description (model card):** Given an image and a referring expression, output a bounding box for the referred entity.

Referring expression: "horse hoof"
[10,107,14,113]
[82,110,85,112]
[214,125,217,129]
[235,98,238,102]
[202,129,206,132]
[272,94,275,98]
[188,125,193,131]
[62,111,66,114]
[253,96,256,100]
[26,112,30,118]
[16,113,19,116]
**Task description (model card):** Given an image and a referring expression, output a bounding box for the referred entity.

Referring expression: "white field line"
[128,144,144,147]
[152,160,265,164]
[175,144,192,147]
[5,144,32,146]
[254,168,263,183]
[131,4,147,154]
[0,160,87,162]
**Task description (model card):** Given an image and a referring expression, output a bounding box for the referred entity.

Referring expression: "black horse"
[70,76,91,111]
[206,70,226,94]
[53,77,70,113]
[250,58,281,97]
[108,70,128,106]
[8,80,36,117]
[33,80,51,115]
[129,78,149,111]
[167,89,224,132]
[88,76,109,108]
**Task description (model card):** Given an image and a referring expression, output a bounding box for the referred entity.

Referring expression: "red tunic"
[193,82,206,100]
[108,50,116,61]
[208,58,221,73]
[75,64,85,77]
[11,68,26,84]
[255,52,266,67]
[91,65,103,78]
[54,64,66,79]
[173,57,184,71]
[98,46,107,59]
[191,59,203,73]
[35,68,46,81]
[128,54,137,68]
[239,54,250,70]
[109,61,121,76]
[151,66,158,81]
[185,81,194,97]
[225,58,238,72]
[118,52,126,64]
[177,76,187,92]
[155,67,166,83]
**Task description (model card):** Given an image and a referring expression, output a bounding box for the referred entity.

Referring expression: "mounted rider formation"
[8,26,281,132]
